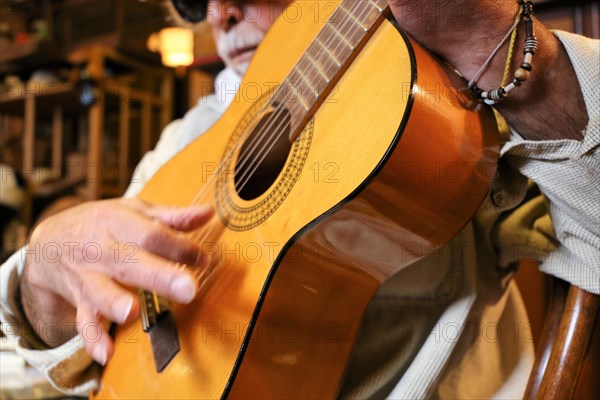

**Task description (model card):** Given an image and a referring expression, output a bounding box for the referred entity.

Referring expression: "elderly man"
[1,0,598,398]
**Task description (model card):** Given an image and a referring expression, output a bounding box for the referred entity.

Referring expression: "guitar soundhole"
[234,106,292,200]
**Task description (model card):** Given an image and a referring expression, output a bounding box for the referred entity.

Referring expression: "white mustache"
[216,24,265,73]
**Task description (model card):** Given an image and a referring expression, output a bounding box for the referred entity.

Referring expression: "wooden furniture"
[536,0,599,39]
[519,2,600,398]
[525,278,600,399]
[70,45,174,198]
[0,83,73,175]
[0,83,83,224]
[1,0,174,200]
[0,0,168,71]
[0,46,174,201]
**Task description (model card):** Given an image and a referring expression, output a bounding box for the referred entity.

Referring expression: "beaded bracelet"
[468,0,538,105]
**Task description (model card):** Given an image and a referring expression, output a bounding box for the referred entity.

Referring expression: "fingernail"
[115,296,133,324]
[93,345,107,366]
[171,275,197,304]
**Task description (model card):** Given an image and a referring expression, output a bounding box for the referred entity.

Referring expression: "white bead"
[505,83,516,92]
[524,53,533,63]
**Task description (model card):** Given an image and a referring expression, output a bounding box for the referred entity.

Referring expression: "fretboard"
[272,0,390,141]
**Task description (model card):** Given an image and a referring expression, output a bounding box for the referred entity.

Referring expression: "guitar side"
[94,2,498,398]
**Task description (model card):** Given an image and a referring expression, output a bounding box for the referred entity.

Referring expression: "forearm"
[389,0,588,140]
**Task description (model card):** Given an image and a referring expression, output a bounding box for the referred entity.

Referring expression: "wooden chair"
[524,277,600,399]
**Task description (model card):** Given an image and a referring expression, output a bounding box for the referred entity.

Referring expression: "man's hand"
[20,198,213,365]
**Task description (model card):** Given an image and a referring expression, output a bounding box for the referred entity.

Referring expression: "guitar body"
[95,1,498,398]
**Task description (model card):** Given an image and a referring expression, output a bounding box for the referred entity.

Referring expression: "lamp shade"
[148,27,194,68]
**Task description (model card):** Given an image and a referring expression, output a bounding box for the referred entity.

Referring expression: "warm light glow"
[147,27,194,68]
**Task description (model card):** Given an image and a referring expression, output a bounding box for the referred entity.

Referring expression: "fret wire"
[294,65,320,99]
[317,1,382,80]
[289,100,308,122]
[296,1,376,105]
[330,1,375,48]
[288,81,310,111]
[304,53,332,83]
[315,36,342,67]
[282,76,311,111]
[330,20,365,50]
[308,62,333,97]
[337,1,368,32]
[318,25,352,74]
[333,21,365,49]
[325,23,355,50]
[270,0,387,129]
[299,58,329,92]
[307,1,368,79]
[289,68,318,107]
[341,0,382,36]
[318,22,352,56]
[366,0,385,12]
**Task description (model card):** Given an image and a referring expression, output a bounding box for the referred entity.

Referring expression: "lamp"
[147,27,194,68]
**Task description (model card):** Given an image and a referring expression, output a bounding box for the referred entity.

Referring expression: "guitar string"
[202,0,375,212]
[230,0,388,175]
[231,1,377,198]
[150,0,387,341]
[142,1,386,311]
[229,1,364,184]
[187,1,373,236]
[173,7,355,212]
[178,0,366,215]
[186,0,372,219]
[181,7,383,291]
[180,3,379,289]
[178,2,381,283]
[182,1,366,209]
[186,1,378,258]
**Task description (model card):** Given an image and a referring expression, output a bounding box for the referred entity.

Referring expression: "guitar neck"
[274,0,390,142]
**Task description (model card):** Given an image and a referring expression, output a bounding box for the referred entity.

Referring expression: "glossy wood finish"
[526,280,600,399]
[227,32,499,399]
[94,1,498,398]
[524,277,569,399]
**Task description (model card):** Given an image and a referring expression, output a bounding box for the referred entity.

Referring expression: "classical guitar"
[94,0,498,398]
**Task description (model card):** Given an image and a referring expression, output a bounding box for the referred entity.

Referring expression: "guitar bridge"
[138,290,180,372]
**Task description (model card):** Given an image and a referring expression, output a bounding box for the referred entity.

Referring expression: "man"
[1,0,598,398]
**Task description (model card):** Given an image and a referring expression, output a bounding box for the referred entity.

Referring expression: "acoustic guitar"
[94,0,498,398]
